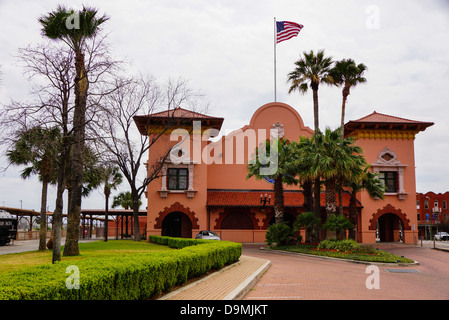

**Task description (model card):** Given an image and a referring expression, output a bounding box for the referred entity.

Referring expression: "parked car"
[195,230,220,241]
[434,232,449,241]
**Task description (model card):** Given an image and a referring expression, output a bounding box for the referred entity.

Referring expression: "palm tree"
[330,59,367,216]
[247,138,297,224]
[100,165,122,241]
[287,49,335,225]
[347,166,385,240]
[112,191,140,210]
[314,128,364,219]
[39,5,109,256]
[322,214,353,240]
[329,59,367,139]
[287,50,335,132]
[7,126,60,251]
[294,212,320,243]
[294,128,365,239]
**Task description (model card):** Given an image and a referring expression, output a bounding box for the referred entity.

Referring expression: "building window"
[167,168,188,190]
[443,201,447,209]
[424,200,429,209]
[416,200,420,209]
[371,147,407,200]
[379,171,398,193]
[434,200,439,208]
[417,213,420,221]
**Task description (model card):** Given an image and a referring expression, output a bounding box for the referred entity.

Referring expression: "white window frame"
[371,147,408,200]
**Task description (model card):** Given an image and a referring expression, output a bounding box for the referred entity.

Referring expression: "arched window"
[221,212,254,230]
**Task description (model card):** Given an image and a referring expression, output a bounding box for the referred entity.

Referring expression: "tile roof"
[146,107,224,120]
[206,190,361,207]
[344,111,434,135]
[134,107,224,135]
[349,111,433,124]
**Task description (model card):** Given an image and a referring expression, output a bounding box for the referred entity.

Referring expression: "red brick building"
[416,192,449,239]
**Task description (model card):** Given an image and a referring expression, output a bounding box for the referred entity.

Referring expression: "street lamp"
[260,194,271,208]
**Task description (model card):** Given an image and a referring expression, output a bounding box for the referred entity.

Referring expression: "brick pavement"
[242,243,449,300]
[158,255,271,300]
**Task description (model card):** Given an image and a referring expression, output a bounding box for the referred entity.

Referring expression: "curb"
[222,258,271,300]
[157,255,271,300]
[261,246,420,267]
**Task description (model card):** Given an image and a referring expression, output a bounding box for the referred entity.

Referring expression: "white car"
[195,230,221,241]
[434,232,449,241]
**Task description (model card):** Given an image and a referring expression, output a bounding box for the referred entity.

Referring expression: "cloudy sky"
[0,0,448,212]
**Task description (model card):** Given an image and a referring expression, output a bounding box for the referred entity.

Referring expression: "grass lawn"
[0,240,173,274]
[269,244,415,264]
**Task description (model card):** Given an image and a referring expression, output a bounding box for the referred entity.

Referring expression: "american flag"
[276,21,304,44]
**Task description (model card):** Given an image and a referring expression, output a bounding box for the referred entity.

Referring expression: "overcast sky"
[0,0,448,212]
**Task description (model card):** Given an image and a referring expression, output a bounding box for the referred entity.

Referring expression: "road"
[242,243,449,300]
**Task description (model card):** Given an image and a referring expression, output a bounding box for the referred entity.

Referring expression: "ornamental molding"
[271,122,285,139]
[354,130,416,140]
[154,202,199,229]
[372,147,407,168]
[368,204,411,231]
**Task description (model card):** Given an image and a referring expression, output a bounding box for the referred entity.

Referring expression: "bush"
[318,239,360,251]
[266,223,292,246]
[0,236,241,300]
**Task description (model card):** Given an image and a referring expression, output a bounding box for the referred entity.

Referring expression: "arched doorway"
[161,212,192,238]
[377,213,403,242]
[369,204,411,243]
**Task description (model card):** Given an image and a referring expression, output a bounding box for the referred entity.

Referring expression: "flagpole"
[274,17,277,102]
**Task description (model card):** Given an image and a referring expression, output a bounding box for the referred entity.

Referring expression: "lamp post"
[260,194,271,208]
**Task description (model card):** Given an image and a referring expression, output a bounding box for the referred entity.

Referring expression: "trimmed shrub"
[0,237,241,300]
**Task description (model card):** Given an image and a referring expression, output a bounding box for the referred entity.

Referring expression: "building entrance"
[161,212,192,238]
[377,213,403,242]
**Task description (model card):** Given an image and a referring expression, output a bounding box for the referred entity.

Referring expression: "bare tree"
[0,36,122,262]
[92,75,207,241]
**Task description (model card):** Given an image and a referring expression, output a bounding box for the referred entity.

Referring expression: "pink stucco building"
[134,102,433,244]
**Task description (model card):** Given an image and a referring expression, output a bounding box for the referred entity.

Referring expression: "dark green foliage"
[265,223,292,246]
[0,237,241,300]
[317,239,360,251]
[322,214,353,233]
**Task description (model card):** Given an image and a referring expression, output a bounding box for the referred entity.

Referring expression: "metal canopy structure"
[0,206,146,240]
[80,209,147,239]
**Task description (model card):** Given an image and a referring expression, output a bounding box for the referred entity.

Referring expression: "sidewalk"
[158,255,271,300]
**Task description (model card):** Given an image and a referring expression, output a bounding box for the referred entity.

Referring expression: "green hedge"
[0,237,242,300]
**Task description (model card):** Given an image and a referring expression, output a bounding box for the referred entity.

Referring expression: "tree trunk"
[313,176,321,239]
[52,139,69,263]
[311,86,323,240]
[132,188,141,241]
[348,190,358,240]
[64,51,88,256]
[104,195,109,242]
[312,87,319,133]
[273,175,284,224]
[39,180,48,251]
[340,90,349,139]
[325,177,337,218]
[302,179,313,212]
[338,180,344,215]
